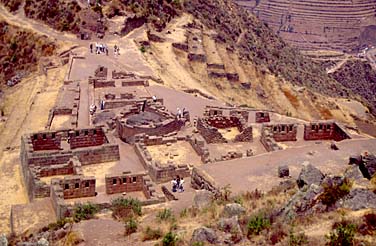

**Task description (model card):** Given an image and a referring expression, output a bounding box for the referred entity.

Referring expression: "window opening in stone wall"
[93,129,97,135]
[123,177,127,183]
[33,134,38,140]
[113,179,117,185]
[75,183,79,189]
[43,134,46,140]
[85,181,89,188]
[85,130,88,136]
[132,177,137,183]
[76,131,79,137]
[64,184,69,190]
[52,133,55,138]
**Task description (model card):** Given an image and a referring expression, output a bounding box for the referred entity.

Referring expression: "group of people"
[90,43,109,55]
[171,176,184,193]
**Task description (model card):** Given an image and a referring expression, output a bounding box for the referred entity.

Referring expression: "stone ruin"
[196,106,252,144]
[134,135,193,183]
[18,125,164,221]
[46,81,80,129]
[255,111,270,123]
[260,123,298,152]
[304,121,351,141]
[20,126,120,201]
[116,102,189,143]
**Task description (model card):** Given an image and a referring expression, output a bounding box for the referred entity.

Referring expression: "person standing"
[89,43,93,53]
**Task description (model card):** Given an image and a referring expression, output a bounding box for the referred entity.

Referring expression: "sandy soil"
[218,127,240,141]
[50,115,72,130]
[147,141,202,167]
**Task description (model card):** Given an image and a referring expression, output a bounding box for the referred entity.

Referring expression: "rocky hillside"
[184,0,351,98]
[235,0,376,52]
[0,18,55,85]
[331,60,376,115]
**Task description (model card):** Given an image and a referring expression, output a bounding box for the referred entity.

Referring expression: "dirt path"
[327,55,349,74]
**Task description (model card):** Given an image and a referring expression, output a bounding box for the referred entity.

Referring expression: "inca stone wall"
[304,121,350,141]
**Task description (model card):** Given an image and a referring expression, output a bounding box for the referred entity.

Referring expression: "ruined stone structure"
[255,111,270,123]
[104,171,161,203]
[116,103,189,143]
[20,127,120,201]
[94,65,108,79]
[197,106,252,144]
[134,135,191,183]
[304,121,350,141]
[187,29,206,62]
[46,81,80,129]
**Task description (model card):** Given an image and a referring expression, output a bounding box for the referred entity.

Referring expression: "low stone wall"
[188,135,210,163]
[304,121,351,141]
[191,168,221,197]
[234,126,253,142]
[121,79,148,87]
[93,80,115,88]
[73,144,120,165]
[172,42,189,51]
[116,105,187,143]
[196,118,226,144]
[134,142,190,183]
[260,127,283,152]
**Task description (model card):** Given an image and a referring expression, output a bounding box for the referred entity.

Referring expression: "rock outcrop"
[296,163,325,188]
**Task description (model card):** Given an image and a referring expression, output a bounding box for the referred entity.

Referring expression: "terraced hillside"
[236,0,376,52]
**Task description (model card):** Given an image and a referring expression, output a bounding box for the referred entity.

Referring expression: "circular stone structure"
[116,105,188,143]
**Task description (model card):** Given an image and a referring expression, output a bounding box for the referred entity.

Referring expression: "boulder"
[223,203,246,217]
[278,165,289,178]
[54,228,67,240]
[359,154,376,179]
[194,190,213,209]
[338,189,376,210]
[218,216,242,236]
[37,238,48,246]
[344,165,364,181]
[190,227,219,245]
[0,234,8,246]
[330,142,339,150]
[296,163,324,188]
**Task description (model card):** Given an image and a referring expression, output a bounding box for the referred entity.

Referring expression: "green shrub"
[47,218,72,231]
[73,203,98,222]
[320,178,352,206]
[288,227,308,246]
[157,208,174,221]
[124,218,138,236]
[142,226,163,241]
[326,221,356,246]
[162,231,178,246]
[246,212,271,237]
[192,242,204,246]
[111,197,142,219]
[140,45,146,53]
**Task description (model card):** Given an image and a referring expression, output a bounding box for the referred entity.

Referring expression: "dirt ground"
[147,141,203,167]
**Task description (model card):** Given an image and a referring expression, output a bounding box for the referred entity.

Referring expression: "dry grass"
[282,87,300,109]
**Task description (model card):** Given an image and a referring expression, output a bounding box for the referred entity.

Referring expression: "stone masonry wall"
[105,172,145,195]
[31,132,61,151]
[196,118,226,144]
[191,168,221,197]
[62,176,96,199]
[255,112,270,123]
[269,124,297,142]
[188,135,210,163]
[69,127,107,149]
[304,122,351,141]
[73,144,120,165]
